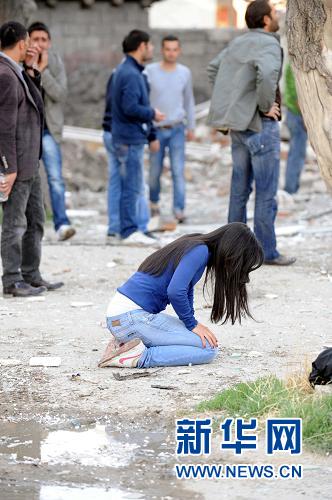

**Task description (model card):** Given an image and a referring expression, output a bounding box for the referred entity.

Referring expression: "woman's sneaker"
[98,339,145,368]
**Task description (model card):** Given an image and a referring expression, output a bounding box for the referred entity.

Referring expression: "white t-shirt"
[107,291,141,317]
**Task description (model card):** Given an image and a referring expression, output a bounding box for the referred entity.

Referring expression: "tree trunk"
[0,0,37,25]
[286,0,332,189]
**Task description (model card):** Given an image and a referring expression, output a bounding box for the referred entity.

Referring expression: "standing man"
[103,69,149,242]
[284,62,308,194]
[0,21,63,297]
[207,0,295,266]
[146,35,195,223]
[111,29,165,245]
[28,22,75,242]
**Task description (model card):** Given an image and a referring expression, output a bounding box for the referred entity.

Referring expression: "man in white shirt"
[145,35,195,223]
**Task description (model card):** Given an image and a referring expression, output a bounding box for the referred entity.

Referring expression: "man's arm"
[255,41,282,113]
[0,73,18,176]
[207,50,224,87]
[121,73,155,122]
[41,54,67,103]
[183,69,195,131]
[0,74,18,196]
[103,72,114,131]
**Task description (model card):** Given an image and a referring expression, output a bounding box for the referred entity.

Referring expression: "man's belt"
[157,121,183,130]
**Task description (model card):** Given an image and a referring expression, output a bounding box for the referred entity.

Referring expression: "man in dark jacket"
[111,29,165,245]
[0,21,62,297]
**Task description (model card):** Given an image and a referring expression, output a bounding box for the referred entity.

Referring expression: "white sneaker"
[57,225,76,241]
[98,339,145,368]
[122,231,159,247]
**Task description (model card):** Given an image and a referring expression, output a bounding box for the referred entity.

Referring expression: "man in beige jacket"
[28,22,75,241]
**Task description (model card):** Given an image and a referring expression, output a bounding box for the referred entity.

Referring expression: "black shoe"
[29,279,64,291]
[264,255,296,266]
[143,231,158,240]
[3,281,47,298]
[175,212,186,224]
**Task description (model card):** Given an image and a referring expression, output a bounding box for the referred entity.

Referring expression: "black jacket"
[0,55,44,180]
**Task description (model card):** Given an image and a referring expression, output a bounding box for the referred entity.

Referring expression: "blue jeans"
[107,310,217,368]
[103,132,149,235]
[42,131,70,231]
[112,141,149,238]
[284,110,307,194]
[228,119,280,261]
[149,124,185,214]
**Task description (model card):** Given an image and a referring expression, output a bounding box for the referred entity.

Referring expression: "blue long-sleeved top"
[110,56,156,144]
[118,244,209,330]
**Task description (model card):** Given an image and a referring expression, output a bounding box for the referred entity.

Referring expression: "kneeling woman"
[99,222,263,369]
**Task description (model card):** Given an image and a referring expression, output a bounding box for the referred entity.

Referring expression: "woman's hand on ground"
[192,323,218,348]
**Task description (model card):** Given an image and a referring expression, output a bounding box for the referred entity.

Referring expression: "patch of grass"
[197,376,286,417]
[198,375,332,453]
[45,207,53,222]
[280,395,332,454]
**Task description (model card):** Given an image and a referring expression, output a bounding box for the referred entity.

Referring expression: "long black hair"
[138,222,264,325]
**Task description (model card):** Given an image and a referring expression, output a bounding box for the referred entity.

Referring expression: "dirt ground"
[0,140,332,499]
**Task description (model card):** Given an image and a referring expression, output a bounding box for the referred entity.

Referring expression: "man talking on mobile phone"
[28,22,75,242]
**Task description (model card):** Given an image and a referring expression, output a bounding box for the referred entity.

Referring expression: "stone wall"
[31,1,242,127]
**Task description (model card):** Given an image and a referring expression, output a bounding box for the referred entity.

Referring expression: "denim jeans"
[149,124,185,214]
[42,131,70,231]
[111,141,149,238]
[284,110,307,194]
[1,173,44,287]
[103,132,149,235]
[107,309,217,368]
[228,118,280,261]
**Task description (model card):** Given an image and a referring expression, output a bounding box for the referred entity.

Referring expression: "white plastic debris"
[66,209,99,218]
[27,296,46,302]
[106,261,117,269]
[29,356,61,367]
[70,301,94,308]
[264,293,278,300]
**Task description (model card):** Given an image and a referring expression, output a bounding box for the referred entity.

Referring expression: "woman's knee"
[202,347,218,364]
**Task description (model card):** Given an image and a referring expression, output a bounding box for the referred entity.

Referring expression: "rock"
[0,358,22,366]
[246,351,263,358]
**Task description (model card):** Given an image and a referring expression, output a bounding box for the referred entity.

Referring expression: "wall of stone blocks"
[32,1,242,128]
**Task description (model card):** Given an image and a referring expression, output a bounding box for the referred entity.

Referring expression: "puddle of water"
[41,424,138,467]
[0,422,139,467]
[0,484,143,500]
[40,485,143,500]
[0,421,174,500]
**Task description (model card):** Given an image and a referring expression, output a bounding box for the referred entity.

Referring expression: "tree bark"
[0,0,37,25]
[286,0,332,189]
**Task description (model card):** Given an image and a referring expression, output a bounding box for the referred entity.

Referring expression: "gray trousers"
[1,172,44,288]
